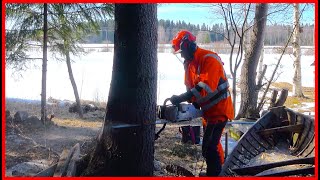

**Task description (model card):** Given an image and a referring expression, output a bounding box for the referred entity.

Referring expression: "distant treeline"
[85,19,314,46]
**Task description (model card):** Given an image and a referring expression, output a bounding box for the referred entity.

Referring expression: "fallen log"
[53,149,71,177]
[54,143,80,177]
[66,143,80,176]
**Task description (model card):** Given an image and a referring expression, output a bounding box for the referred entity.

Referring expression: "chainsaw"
[157,98,203,122]
[155,98,203,140]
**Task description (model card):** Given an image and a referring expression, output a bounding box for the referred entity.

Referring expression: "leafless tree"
[292,3,304,97]
[256,4,308,112]
[206,3,309,117]
[41,3,48,123]
[236,3,268,119]
[205,3,253,115]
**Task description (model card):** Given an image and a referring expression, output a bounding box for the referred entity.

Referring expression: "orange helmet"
[172,30,196,54]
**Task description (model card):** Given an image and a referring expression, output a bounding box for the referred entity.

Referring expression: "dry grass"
[270,82,315,111]
[271,82,293,91]
[271,82,315,95]
[284,96,314,108]
[52,118,103,128]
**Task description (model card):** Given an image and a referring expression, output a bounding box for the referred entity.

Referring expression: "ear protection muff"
[179,34,189,52]
[180,34,197,55]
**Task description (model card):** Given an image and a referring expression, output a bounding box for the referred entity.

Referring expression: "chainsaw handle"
[154,97,174,141]
[163,98,171,106]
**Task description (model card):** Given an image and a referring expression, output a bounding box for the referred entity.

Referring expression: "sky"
[157,3,315,27]
[5,4,315,30]
[157,3,215,26]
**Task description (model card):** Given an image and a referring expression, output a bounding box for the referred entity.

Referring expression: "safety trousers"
[202,120,227,176]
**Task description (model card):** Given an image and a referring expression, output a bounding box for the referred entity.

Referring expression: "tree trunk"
[236,4,268,119]
[274,89,288,107]
[41,3,48,123]
[66,50,83,118]
[243,3,250,56]
[232,72,237,115]
[269,89,278,108]
[292,3,304,97]
[80,4,158,176]
[240,5,250,115]
[258,43,264,78]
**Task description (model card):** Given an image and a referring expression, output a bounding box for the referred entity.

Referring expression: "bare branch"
[257,4,307,111]
[256,64,267,89]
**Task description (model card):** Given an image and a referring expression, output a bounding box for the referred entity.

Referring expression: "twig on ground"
[10,121,60,158]
[198,157,206,176]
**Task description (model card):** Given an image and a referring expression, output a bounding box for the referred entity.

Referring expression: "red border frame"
[2,1,318,180]
[314,1,318,179]
[2,1,6,179]
[0,0,317,2]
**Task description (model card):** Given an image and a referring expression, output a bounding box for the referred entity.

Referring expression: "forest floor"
[4,83,315,177]
[5,99,207,177]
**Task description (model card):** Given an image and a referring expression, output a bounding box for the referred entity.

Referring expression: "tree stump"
[269,89,288,109]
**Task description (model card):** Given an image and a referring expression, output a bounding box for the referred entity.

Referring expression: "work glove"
[170,91,193,106]
[170,95,183,106]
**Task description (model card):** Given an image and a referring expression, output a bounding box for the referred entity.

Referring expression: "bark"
[80,4,158,176]
[292,3,304,97]
[66,50,83,118]
[232,73,237,114]
[269,89,278,108]
[275,89,288,107]
[258,43,264,79]
[243,4,250,56]
[236,4,268,119]
[268,89,288,109]
[256,64,267,89]
[41,3,48,123]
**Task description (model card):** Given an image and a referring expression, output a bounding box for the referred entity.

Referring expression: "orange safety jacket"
[184,47,234,124]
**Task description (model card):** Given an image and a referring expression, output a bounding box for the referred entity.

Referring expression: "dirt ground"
[5,100,209,177]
